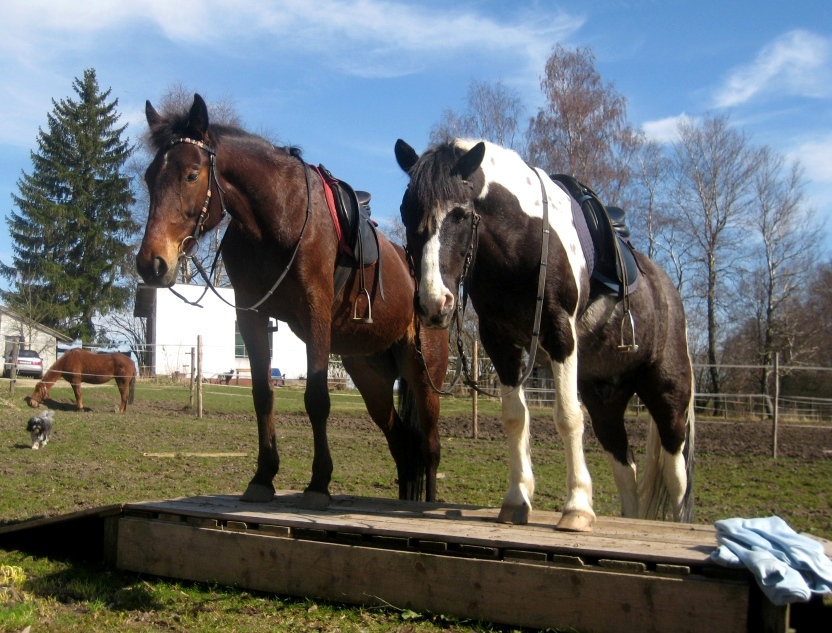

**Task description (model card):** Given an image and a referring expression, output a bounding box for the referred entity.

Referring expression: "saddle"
[313,165,384,321]
[549,174,640,294]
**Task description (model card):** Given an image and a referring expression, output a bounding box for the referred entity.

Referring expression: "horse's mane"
[147,107,300,159]
[404,139,479,233]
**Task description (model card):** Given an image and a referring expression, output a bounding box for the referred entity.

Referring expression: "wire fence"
[13,340,830,424]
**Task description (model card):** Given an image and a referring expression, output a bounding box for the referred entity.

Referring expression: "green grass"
[1,379,830,632]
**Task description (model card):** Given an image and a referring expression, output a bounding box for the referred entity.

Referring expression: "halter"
[162,137,312,313]
[169,137,227,246]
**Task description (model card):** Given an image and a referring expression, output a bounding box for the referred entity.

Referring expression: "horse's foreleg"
[238,310,279,503]
[552,354,596,532]
[300,321,334,510]
[497,386,535,525]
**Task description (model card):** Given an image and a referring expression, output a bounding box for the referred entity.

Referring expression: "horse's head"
[27,383,47,408]
[136,94,224,287]
[395,138,486,329]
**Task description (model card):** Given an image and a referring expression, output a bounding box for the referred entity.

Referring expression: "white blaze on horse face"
[418,204,455,321]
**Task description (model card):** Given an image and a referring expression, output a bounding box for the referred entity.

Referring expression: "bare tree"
[430,79,525,151]
[670,113,762,410]
[746,148,820,399]
[526,44,641,205]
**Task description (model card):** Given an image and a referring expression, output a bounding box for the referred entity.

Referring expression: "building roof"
[0,305,74,343]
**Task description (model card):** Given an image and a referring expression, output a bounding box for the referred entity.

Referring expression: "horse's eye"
[186,172,199,182]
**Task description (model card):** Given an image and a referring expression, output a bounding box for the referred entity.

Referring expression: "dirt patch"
[202,408,832,461]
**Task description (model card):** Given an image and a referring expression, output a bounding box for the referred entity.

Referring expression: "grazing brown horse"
[28,349,136,413]
[136,94,449,508]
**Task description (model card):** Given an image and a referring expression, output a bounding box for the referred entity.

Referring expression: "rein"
[165,138,312,313]
[415,166,550,399]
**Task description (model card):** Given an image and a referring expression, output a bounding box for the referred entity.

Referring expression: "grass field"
[1,379,830,632]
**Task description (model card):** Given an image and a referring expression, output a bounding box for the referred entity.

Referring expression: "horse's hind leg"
[71,382,84,411]
[580,379,639,518]
[636,370,693,522]
[117,379,128,413]
[342,353,430,501]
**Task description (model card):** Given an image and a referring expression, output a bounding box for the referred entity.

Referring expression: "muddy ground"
[261,409,832,461]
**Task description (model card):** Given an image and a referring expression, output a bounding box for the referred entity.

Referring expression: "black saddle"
[316,164,384,302]
[549,174,639,294]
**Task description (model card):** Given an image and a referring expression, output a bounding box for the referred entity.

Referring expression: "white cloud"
[0,0,583,78]
[641,114,695,143]
[790,135,832,183]
[712,29,832,108]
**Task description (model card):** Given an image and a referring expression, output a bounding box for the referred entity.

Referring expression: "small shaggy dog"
[26,409,54,450]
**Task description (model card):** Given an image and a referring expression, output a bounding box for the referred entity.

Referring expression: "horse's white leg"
[608,454,639,518]
[497,386,535,524]
[552,353,596,532]
[663,448,688,521]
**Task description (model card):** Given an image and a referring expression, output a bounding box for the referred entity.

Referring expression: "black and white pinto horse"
[395,138,695,532]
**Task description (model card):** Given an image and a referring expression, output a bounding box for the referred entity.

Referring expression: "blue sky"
[0,0,830,285]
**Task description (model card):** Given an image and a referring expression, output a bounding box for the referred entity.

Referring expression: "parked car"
[271,367,284,387]
[4,349,44,379]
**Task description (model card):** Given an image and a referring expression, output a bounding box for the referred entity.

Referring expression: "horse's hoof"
[300,489,331,510]
[497,502,530,525]
[240,483,275,503]
[556,510,596,532]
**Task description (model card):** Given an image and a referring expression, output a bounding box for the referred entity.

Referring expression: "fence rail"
[37,342,832,423]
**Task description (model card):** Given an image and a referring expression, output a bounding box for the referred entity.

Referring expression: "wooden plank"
[124,494,724,567]
[115,517,753,633]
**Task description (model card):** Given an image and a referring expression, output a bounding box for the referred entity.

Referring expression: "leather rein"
[165,137,312,313]
[414,166,550,399]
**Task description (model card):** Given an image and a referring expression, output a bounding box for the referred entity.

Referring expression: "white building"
[138,284,307,382]
[0,305,73,370]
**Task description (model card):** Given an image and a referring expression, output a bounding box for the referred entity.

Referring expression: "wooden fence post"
[189,347,195,408]
[471,340,478,439]
[771,352,779,459]
[197,336,203,419]
[8,340,19,395]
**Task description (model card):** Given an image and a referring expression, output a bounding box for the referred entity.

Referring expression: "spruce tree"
[1,68,138,341]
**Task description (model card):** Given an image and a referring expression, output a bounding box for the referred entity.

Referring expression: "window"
[234,321,275,359]
[234,321,247,359]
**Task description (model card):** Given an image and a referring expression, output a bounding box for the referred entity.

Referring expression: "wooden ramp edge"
[4,492,829,633]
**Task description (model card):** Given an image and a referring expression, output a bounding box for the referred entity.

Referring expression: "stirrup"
[617,309,638,352]
[352,288,373,324]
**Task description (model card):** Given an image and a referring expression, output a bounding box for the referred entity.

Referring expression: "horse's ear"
[395,139,419,173]
[146,100,163,129]
[451,142,486,180]
[187,94,210,138]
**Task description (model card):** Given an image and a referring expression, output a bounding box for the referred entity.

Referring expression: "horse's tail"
[395,378,426,501]
[128,374,136,404]
[679,370,696,521]
[638,366,696,522]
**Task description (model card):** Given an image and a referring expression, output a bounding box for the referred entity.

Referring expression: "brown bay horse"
[28,349,136,413]
[136,94,449,508]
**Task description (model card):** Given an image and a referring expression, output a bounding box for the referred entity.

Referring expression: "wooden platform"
[4,492,829,632]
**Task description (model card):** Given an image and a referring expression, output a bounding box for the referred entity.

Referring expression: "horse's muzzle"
[136,253,178,288]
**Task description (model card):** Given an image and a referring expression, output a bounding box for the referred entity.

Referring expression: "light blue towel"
[711,516,832,606]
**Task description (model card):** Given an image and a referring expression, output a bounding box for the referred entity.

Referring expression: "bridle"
[412,166,550,399]
[160,137,313,313]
